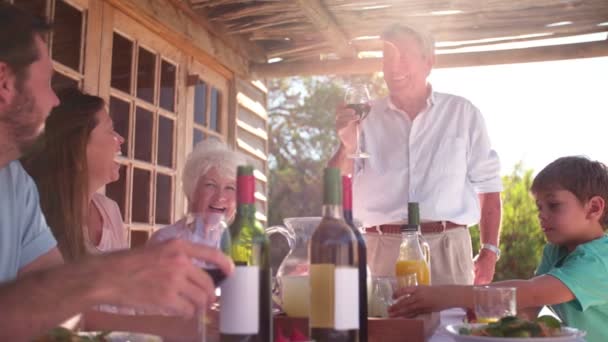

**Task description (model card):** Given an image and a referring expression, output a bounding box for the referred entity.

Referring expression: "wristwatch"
[481,243,501,260]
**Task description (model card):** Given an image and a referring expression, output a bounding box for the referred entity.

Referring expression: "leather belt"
[364,221,464,235]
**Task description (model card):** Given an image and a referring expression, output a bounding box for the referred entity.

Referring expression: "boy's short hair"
[532,156,608,228]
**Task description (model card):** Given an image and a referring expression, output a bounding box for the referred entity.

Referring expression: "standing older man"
[0,3,232,340]
[329,24,502,286]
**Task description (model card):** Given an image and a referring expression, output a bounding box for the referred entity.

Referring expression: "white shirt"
[353,91,503,227]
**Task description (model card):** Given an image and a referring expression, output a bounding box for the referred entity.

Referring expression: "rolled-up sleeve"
[466,103,503,193]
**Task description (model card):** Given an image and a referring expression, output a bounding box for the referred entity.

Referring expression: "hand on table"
[96,239,234,318]
[474,248,497,285]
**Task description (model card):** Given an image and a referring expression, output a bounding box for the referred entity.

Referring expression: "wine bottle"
[309,168,359,342]
[220,165,272,342]
[342,175,368,342]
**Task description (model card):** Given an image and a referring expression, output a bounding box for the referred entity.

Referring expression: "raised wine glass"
[344,83,371,159]
[149,212,230,342]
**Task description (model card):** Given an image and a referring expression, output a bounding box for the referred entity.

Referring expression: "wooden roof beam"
[293,0,357,59]
[251,40,608,78]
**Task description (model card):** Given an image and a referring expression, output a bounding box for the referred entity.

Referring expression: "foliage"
[267,74,386,226]
[470,163,546,281]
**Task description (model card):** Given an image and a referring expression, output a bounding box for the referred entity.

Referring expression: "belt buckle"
[439,221,447,233]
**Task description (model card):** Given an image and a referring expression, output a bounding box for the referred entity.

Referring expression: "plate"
[78,332,162,342]
[444,323,586,342]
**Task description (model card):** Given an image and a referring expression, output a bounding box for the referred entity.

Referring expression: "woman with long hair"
[23,87,126,261]
[23,88,203,339]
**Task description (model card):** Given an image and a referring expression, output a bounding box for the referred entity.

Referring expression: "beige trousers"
[364,227,474,285]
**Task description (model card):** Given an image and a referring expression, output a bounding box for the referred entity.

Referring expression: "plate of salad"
[445,316,586,342]
[33,328,162,342]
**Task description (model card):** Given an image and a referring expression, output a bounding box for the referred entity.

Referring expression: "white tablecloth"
[428,308,466,342]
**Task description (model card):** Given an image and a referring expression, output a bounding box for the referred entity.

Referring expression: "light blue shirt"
[536,235,608,342]
[0,161,57,283]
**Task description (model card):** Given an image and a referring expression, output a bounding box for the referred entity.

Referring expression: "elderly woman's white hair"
[182,139,248,204]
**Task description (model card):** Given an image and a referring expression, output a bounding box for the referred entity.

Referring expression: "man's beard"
[0,89,41,155]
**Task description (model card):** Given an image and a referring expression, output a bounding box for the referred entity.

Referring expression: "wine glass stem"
[355,123,362,154]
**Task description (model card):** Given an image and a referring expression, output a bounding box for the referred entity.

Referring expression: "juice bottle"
[395,203,431,286]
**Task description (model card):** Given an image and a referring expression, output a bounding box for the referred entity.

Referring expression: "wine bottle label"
[310,264,359,330]
[219,265,260,334]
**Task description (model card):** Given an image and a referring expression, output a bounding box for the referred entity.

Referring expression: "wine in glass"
[150,212,230,286]
[187,212,231,286]
[345,84,371,159]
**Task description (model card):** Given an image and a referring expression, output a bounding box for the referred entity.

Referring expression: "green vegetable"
[536,315,562,330]
[460,315,562,338]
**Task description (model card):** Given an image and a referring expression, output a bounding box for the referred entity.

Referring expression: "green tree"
[470,163,546,281]
[267,75,386,226]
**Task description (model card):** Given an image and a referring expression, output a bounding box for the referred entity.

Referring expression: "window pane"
[14,0,46,19]
[194,81,207,126]
[132,168,151,223]
[51,72,79,92]
[130,230,149,248]
[157,116,174,168]
[52,0,82,71]
[159,60,176,112]
[111,33,133,93]
[134,107,153,162]
[105,164,127,219]
[155,173,172,225]
[210,87,220,132]
[136,47,156,104]
[109,97,130,157]
[193,129,205,148]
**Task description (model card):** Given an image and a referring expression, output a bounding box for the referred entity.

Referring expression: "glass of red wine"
[186,212,231,286]
[345,83,371,159]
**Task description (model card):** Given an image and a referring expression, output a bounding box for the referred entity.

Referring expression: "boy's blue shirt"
[535,234,608,342]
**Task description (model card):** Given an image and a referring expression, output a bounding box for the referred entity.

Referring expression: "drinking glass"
[173,212,231,342]
[344,84,371,159]
[473,286,517,323]
[370,276,399,317]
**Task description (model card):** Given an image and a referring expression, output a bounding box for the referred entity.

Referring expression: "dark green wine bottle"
[309,168,360,342]
[343,175,367,342]
[220,165,272,342]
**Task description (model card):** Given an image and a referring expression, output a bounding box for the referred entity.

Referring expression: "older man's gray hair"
[381,24,435,59]
[182,139,248,204]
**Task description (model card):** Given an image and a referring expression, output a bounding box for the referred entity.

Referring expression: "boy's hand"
[388,286,447,318]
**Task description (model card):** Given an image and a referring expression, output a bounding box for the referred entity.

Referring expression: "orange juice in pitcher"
[395,203,431,286]
[395,259,430,286]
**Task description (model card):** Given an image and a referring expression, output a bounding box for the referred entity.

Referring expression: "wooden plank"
[251,40,608,77]
[293,0,357,59]
[353,28,608,51]
[104,0,244,79]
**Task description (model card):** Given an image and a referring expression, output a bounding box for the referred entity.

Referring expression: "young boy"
[389,156,608,341]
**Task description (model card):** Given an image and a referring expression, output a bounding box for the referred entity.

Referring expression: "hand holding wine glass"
[344,83,371,159]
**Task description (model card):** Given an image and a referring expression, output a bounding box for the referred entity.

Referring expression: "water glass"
[473,286,517,323]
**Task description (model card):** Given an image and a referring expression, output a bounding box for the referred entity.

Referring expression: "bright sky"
[429,56,608,175]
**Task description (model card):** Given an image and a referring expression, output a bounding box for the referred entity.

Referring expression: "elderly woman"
[150,139,247,243]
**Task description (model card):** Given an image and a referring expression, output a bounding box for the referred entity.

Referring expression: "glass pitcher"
[265,217,321,318]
